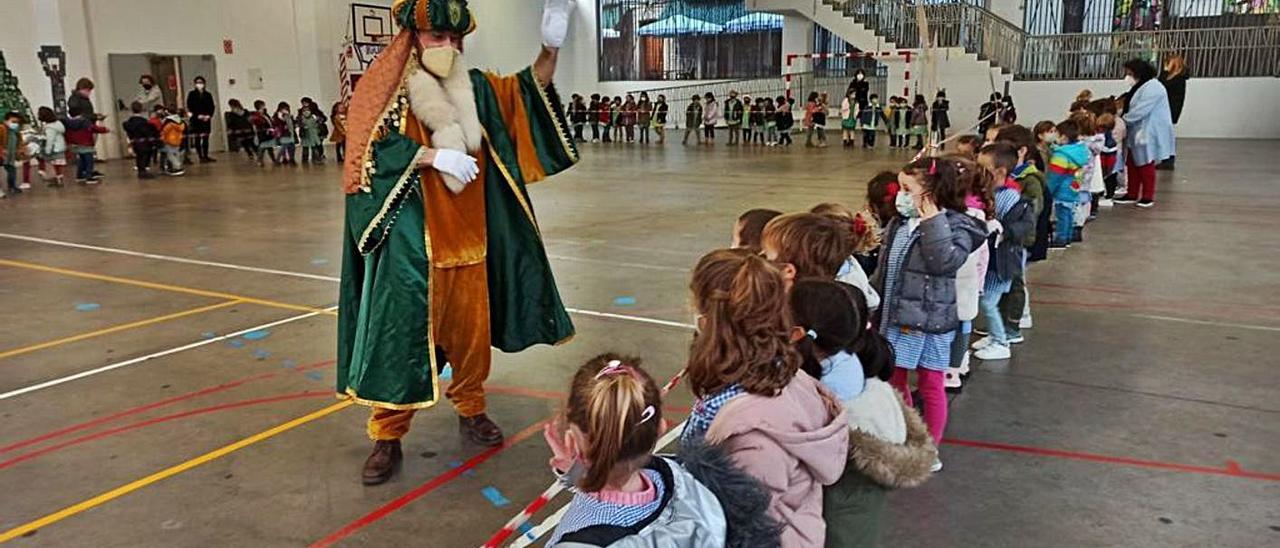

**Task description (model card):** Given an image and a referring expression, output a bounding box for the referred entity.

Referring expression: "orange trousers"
[367,263,491,441]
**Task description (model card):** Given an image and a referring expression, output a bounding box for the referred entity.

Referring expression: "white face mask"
[1124,75,1137,87]
[856,74,865,81]
[6,122,17,130]
[420,46,459,79]
[895,191,919,218]
[195,83,205,90]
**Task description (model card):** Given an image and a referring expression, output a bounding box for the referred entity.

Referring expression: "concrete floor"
[0,139,1277,547]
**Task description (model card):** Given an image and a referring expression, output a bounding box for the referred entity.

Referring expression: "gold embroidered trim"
[339,387,440,411]
[423,186,441,405]
[481,128,538,235]
[528,68,579,165]
[359,61,418,192]
[357,146,429,255]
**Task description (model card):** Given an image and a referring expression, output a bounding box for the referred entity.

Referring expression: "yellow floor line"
[0,259,337,316]
[0,300,244,361]
[0,400,353,542]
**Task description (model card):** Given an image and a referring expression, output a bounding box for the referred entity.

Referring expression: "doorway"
[107,54,223,158]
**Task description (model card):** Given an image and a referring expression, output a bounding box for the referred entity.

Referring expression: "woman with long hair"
[1157,53,1188,169]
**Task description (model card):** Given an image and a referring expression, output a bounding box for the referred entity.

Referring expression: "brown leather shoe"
[459,414,504,447]
[361,440,403,485]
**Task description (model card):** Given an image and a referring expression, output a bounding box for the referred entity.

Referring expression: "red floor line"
[0,359,334,456]
[943,438,1280,482]
[0,391,332,470]
[486,384,690,414]
[309,419,550,548]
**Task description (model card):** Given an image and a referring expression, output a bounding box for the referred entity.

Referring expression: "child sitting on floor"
[544,354,778,546]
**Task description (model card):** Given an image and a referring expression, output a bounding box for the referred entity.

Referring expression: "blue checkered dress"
[548,468,666,545]
[983,186,1024,295]
[881,222,955,372]
[681,383,745,445]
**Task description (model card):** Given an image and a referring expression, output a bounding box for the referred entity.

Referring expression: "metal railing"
[821,0,1280,79]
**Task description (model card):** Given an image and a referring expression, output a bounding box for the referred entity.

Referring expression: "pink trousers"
[889,367,947,445]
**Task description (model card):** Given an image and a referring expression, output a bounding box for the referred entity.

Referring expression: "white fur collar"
[406,56,483,193]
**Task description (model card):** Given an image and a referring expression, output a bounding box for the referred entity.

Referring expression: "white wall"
[1011,78,1280,139]
[986,0,1025,29]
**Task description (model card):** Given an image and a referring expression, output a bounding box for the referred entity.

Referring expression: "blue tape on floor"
[242,329,270,341]
[201,332,218,339]
[281,359,297,369]
[480,486,511,508]
[517,522,534,536]
[305,371,323,381]
[613,296,636,306]
[310,257,329,265]
[447,460,463,469]
[439,365,453,381]
[195,245,211,253]
[74,302,101,312]
[226,339,245,349]
[252,349,271,360]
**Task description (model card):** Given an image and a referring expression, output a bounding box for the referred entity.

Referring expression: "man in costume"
[337,0,579,485]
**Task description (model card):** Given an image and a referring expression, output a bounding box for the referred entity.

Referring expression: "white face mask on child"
[1123,75,1137,88]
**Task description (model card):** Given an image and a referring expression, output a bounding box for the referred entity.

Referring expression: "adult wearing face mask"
[846,69,870,108]
[338,0,580,485]
[185,76,217,162]
[134,75,163,114]
[1114,58,1173,208]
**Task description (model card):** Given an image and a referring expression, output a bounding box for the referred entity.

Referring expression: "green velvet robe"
[337,67,578,409]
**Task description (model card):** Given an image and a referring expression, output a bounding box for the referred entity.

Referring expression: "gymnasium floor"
[0,139,1277,547]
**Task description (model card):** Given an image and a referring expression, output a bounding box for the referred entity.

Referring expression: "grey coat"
[872,210,986,334]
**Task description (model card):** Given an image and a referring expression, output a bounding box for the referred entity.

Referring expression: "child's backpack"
[161,121,185,147]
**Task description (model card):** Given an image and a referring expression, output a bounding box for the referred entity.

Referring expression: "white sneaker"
[971,336,993,351]
[1019,314,1033,329]
[974,343,1011,360]
[958,351,971,376]
[1007,334,1025,344]
[17,182,31,190]
[944,368,963,390]
[930,458,943,473]
[1099,198,1114,207]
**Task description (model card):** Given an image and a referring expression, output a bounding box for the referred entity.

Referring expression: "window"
[598,0,783,81]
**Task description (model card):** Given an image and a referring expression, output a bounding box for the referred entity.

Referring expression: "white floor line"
[0,306,337,401]
[0,232,695,332]
[0,232,343,282]
[1129,314,1280,333]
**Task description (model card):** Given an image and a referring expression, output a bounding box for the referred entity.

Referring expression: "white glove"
[541,0,576,48]
[429,148,479,193]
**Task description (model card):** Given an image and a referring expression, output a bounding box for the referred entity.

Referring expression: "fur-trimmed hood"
[677,440,782,548]
[845,381,937,489]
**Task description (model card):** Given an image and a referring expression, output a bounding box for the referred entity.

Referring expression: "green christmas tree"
[0,52,34,122]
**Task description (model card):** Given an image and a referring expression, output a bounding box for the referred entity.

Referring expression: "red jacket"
[64,117,107,147]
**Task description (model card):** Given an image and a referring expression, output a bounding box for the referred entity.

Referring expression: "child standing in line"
[857,95,891,149]
[749,97,766,145]
[789,280,937,548]
[542,354,777,547]
[944,156,993,391]
[653,94,668,144]
[806,92,828,148]
[857,171,901,274]
[910,95,929,150]
[730,208,783,252]
[1097,112,1119,206]
[761,211,879,310]
[1045,119,1089,249]
[953,134,980,158]
[37,107,66,187]
[0,112,24,196]
[774,96,794,147]
[930,90,951,145]
[1072,112,1105,227]
[763,97,777,146]
[122,101,159,179]
[993,125,1047,335]
[840,91,858,148]
[682,94,703,146]
[297,105,323,163]
[599,96,613,143]
[567,93,586,143]
[637,92,652,144]
[701,92,719,145]
[63,107,108,184]
[621,94,638,143]
[160,109,188,176]
[588,93,602,142]
[893,97,912,149]
[330,102,347,163]
[743,96,758,145]
[274,102,298,165]
[870,158,986,469]
[611,96,623,142]
[682,249,848,547]
[973,143,1035,361]
[250,100,278,166]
